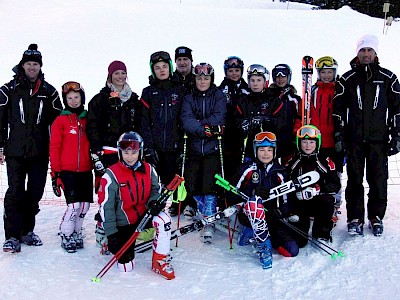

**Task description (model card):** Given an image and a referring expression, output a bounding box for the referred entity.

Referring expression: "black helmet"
[117,131,144,161]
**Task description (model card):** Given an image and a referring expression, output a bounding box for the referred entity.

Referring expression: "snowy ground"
[1,0,400,299]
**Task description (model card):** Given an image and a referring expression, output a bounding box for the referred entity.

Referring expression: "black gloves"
[204,125,225,137]
[388,136,400,156]
[50,171,64,197]
[144,148,159,166]
[107,233,120,255]
[148,200,166,216]
[334,132,344,153]
[241,119,250,134]
[255,186,270,200]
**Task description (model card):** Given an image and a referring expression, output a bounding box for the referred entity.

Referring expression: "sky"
[0,1,400,299]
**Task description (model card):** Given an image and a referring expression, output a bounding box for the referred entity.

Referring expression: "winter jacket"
[139,76,187,152]
[268,84,301,157]
[0,66,62,157]
[174,71,195,93]
[98,161,160,236]
[86,86,139,153]
[219,77,250,154]
[235,89,285,158]
[181,85,226,156]
[333,57,400,143]
[49,110,92,173]
[310,81,336,149]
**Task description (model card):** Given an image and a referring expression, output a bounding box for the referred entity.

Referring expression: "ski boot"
[152,251,175,280]
[73,232,84,249]
[369,217,383,237]
[21,231,43,246]
[117,260,135,272]
[60,233,77,253]
[3,237,21,253]
[183,205,196,220]
[256,238,273,269]
[347,219,364,236]
[238,226,255,246]
[202,224,215,243]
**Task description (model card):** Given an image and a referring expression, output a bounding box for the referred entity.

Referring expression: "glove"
[106,233,120,255]
[91,152,105,174]
[254,186,270,200]
[147,200,167,216]
[388,136,400,156]
[296,186,320,200]
[334,132,344,154]
[204,125,225,137]
[144,148,159,165]
[250,116,263,131]
[241,119,250,134]
[50,171,64,197]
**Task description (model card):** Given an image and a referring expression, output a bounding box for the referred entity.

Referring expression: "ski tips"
[91,277,101,283]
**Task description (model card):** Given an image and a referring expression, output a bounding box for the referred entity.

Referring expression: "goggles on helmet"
[62,81,83,94]
[272,65,291,78]
[254,131,277,144]
[315,56,338,69]
[247,64,270,80]
[224,56,244,69]
[150,51,171,64]
[118,141,141,152]
[297,125,320,139]
[193,63,214,76]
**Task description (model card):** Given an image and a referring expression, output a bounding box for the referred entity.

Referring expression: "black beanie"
[20,44,43,66]
[175,46,193,61]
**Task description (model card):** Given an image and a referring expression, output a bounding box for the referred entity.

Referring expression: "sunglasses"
[118,141,141,151]
[62,81,83,94]
[224,56,244,68]
[315,56,337,69]
[254,131,277,143]
[150,51,171,63]
[193,63,214,76]
[297,126,320,139]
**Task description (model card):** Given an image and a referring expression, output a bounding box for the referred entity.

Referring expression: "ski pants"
[3,156,49,240]
[345,142,388,223]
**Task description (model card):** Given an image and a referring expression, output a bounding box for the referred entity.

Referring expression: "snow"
[1,0,400,299]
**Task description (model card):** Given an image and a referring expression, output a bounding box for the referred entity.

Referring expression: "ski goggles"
[150,51,171,63]
[254,131,277,144]
[272,66,291,78]
[247,64,270,79]
[315,56,337,69]
[62,81,83,94]
[193,63,214,76]
[297,126,320,139]
[118,141,141,152]
[224,56,244,68]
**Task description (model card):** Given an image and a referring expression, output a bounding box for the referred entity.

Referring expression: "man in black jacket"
[333,34,400,237]
[0,44,62,252]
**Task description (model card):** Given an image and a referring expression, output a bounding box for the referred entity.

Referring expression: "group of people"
[0,33,399,278]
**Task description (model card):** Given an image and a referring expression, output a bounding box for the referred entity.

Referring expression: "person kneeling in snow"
[97,132,175,280]
[234,132,300,269]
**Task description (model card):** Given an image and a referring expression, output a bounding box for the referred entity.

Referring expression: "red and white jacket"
[49,110,92,172]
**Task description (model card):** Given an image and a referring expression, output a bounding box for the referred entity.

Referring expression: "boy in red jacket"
[49,82,93,253]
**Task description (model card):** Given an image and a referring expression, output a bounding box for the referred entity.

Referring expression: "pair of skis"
[133,171,320,254]
[301,55,313,126]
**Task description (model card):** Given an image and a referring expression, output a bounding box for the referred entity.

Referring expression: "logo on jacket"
[171,93,179,105]
[326,157,336,171]
[251,172,260,184]
[69,126,77,135]
[260,102,269,115]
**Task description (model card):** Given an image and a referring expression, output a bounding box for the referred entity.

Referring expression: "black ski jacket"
[0,66,62,157]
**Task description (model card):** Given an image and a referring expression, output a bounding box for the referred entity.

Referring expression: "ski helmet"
[193,62,215,84]
[117,131,144,162]
[223,56,244,76]
[253,131,277,158]
[272,64,292,85]
[296,125,322,153]
[61,81,85,107]
[315,56,338,80]
[247,64,270,86]
[149,51,174,79]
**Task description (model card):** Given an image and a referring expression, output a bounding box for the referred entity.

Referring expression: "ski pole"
[92,175,184,282]
[175,133,187,248]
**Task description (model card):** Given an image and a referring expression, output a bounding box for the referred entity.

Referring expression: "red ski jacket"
[50,110,92,172]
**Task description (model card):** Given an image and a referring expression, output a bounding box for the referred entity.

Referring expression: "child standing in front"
[49,82,93,253]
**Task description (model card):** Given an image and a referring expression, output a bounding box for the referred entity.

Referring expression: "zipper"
[126,181,136,204]
[357,85,362,109]
[36,100,43,124]
[373,85,380,110]
[19,98,25,123]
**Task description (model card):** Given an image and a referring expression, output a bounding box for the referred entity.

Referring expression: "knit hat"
[20,44,42,66]
[356,34,378,55]
[175,46,193,61]
[108,60,127,77]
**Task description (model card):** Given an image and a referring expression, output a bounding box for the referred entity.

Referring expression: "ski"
[301,55,314,126]
[133,171,320,253]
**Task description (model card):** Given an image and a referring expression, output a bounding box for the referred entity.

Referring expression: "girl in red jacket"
[49,81,93,253]
[310,57,343,224]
